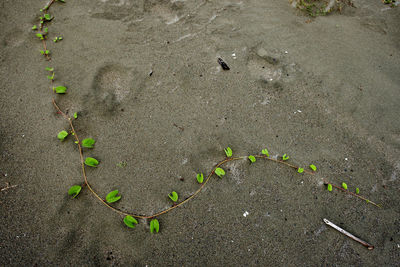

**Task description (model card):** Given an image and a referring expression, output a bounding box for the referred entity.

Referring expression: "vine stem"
[39,0,56,60]
[52,99,381,219]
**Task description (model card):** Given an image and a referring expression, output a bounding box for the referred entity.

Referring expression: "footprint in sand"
[247,44,300,85]
[3,29,25,48]
[85,64,133,114]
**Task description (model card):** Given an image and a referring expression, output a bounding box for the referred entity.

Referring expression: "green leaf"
[44,27,48,33]
[224,147,233,157]
[45,67,54,71]
[58,36,63,40]
[40,50,45,55]
[45,50,50,55]
[68,185,81,198]
[297,167,304,173]
[117,161,127,168]
[106,190,121,203]
[248,155,256,163]
[261,148,269,157]
[54,86,67,94]
[214,167,225,178]
[327,184,333,192]
[82,138,95,148]
[123,215,138,228]
[309,164,317,171]
[57,130,68,141]
[282,154,289,161]
[342,182,348,190]
[168,191,178,202]
[47,74,54,80]
[73,112,78,119]
[32,25,37,30]
[355,187,360,194]
[36,33,43,39]
[196,173,204,183]
[44,13,52,20]
[150,219,159,234]
[84,157,99,167]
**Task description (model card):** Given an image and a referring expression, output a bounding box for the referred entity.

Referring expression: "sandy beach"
[1,0,399,265]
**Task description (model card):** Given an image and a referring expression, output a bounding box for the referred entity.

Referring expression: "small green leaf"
[327,184,333,192]
[82,138,95,148]
[282,154,289,161]
[58,36,63,40]
[342,182,348,190]
[84,157,99,167]
[36,33,43,39]
[40,50,45,55]
[297,167,304,173]
[355,187,360,194]
[123,215,138,228]
[309,164,317,171]
[248,155,256,163]
[74,141,79,144]
[43,27,48,33]
[47,74,54,80]
[45,50,50,55]
[106,190,121,203]
[261,148,269,157]
[117,161,127,168]
[68,185,81,198]
[196,173,204,183]
[57,130,68,141]
[45,67,54,71]
[224,147,233,157]
[168,191,178,202]
[73,112,78,119]
[150,219,159,234]
[214,167,225,178]
[54,86,67,94]
[44,13,52,20]
[32,25,37,30]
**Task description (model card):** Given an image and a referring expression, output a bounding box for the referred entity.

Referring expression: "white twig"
[324,218,374,250]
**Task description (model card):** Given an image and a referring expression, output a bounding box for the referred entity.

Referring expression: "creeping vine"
[34,0,380,233]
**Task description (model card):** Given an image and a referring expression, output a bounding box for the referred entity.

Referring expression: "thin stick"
[1,182,18,192]
[324,218,374,250]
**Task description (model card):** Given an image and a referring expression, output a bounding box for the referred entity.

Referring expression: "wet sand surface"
[0,0,399,265]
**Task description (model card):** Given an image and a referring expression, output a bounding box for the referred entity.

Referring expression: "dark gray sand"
[1,0,400,265]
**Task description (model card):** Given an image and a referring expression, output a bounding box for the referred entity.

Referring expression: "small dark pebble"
[179,177,184,182]
[217,57,230,70]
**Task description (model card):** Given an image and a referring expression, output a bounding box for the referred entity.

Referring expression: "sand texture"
[0,0,399,265]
